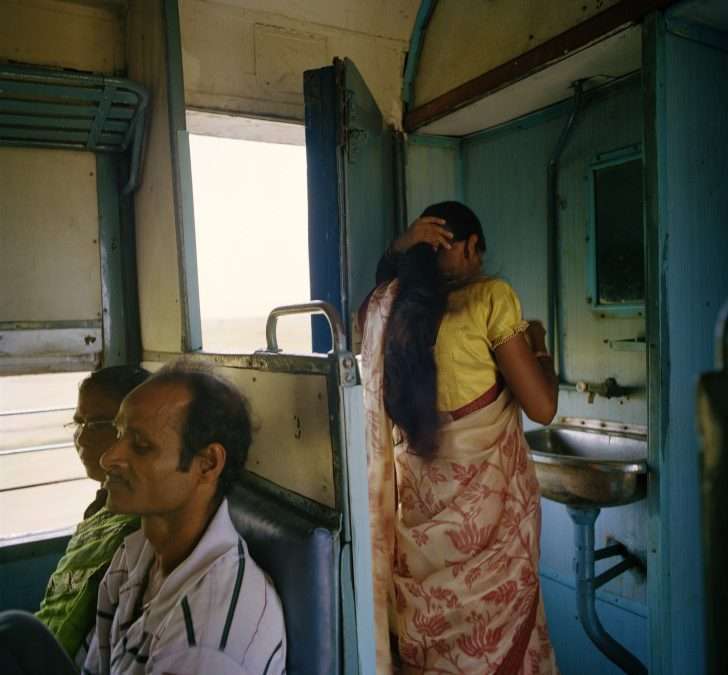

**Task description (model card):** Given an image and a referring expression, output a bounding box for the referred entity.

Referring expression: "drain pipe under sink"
[567,507,647,675]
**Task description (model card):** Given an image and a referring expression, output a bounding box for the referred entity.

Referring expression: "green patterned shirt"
[36,502,139,657]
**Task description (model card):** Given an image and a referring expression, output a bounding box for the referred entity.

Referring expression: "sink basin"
[525,418,647,507]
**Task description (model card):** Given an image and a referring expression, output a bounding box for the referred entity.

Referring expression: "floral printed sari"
[361,281,558,675]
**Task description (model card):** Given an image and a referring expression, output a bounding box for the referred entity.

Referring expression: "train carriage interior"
[0,1,726,674]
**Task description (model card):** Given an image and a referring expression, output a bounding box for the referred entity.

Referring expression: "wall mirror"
[587,145,645,316]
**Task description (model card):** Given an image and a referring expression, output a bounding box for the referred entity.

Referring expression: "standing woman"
[361,201,559,674]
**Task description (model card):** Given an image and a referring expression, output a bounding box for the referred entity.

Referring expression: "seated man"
[1,362,287,675]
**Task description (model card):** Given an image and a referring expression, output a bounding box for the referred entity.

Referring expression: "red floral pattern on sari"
[362,281,558,674]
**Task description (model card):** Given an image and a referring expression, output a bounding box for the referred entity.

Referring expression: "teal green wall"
[405,135,462,219]
[0,536,68,612]
[406,8,728,672]
[460,75,648,673]
[644,9,728,674]
[462,75,647,426]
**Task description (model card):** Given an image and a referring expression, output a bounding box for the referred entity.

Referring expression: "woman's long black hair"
[383,201,485,458]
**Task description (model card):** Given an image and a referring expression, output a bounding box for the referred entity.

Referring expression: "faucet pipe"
[575,378,637,404]
[567,507,647,675]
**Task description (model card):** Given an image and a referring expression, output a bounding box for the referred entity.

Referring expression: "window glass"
[0,372,96,541]
[190,123,311,354]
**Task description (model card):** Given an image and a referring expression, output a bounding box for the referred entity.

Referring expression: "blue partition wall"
[0,536,69,613]
[460,75,649,674]
[644,8,728,674]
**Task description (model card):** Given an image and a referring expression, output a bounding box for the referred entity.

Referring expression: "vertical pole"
[162,0,202,352]
[642,12,669,675]
[97,154,126,366]
[393,131,408,235]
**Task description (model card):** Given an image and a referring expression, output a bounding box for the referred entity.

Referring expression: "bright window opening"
[189,117,311,354]
[0,372,97,542]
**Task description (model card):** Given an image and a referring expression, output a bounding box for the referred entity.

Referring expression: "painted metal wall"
[0,0,125,75]
[413,0,622,108]
[405,135,462,220]
[0,0,125,326]
[0,148,101,323]
[126,0,187,354]
[0,0,126,371]
[0,536,69,613]
[461,76,648,673]
[644,11,728,674]
[179,0,419,127]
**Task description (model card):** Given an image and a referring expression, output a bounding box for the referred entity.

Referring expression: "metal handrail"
[264,301,347,354]
[0,64,149,194]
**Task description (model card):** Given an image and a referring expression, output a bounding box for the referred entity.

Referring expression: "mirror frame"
[586,143,645,317]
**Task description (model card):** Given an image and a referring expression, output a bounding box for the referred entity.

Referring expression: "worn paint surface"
[179,0,418,127]
[405,136,462,219]
[218,366,334,507]
[0,147,101,323]
[414,0,623,108]
[0,1,139,369]
[305,60,397,350]
[126,0,185,354]
[644,13,728,674]
[341,60,397,335]
[0,0,124,75]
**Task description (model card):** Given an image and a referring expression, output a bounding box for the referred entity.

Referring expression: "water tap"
[576,377,629,403]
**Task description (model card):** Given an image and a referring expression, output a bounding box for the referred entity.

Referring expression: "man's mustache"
[104,471,131,489]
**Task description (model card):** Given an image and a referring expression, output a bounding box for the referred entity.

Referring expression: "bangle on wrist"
[534,351,551,359]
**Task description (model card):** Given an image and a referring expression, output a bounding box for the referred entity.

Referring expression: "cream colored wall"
[0,148,101,323]
[0,0,124,329]
[0,0,124,74]
[414,0,622,108]
[127,0,185,354]
[179,0,419,127]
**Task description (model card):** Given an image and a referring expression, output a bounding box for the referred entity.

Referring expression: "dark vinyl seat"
[227,477,341,675]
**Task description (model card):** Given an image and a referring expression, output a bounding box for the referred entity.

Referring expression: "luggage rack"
[0,64,148,193]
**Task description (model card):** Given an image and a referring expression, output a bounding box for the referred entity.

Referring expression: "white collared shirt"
[80,499,286,675]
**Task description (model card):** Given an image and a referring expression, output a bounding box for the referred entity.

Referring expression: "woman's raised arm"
[493,325,558,425]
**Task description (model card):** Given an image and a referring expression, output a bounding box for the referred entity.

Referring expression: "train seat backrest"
[227,479,340,675]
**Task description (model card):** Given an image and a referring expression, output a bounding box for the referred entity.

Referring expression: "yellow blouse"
[434,277,528,412]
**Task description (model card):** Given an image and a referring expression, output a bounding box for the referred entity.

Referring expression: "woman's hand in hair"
[391,217,453,254]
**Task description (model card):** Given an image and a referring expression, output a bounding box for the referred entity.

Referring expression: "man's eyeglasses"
[64,420,116,436]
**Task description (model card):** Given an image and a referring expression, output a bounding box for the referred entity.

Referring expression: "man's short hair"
[148,361,252,497]
[82,365,150,400]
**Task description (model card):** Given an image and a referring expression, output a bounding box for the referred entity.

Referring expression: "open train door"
[303,57,391,673]
[304,58,397,352]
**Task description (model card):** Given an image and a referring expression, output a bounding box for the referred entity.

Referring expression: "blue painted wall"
[459,75,649,673]
[405,135,463,218]
[644,10,728,674]
[0,537,68,612]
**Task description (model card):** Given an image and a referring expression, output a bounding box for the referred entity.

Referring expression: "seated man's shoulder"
[157,537,286,674]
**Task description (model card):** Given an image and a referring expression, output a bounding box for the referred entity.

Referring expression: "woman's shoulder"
[459,276,519,304]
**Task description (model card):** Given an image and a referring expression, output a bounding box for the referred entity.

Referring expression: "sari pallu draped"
[361,281,558,675]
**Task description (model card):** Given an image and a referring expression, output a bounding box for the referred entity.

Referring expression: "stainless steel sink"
[525,417,648,507]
